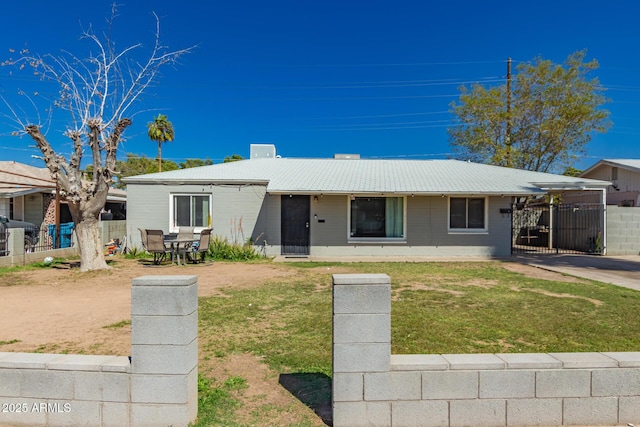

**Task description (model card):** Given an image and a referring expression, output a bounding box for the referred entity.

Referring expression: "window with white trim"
[449,197,487,231]
[170,194,211,232]
[349,196,405,239]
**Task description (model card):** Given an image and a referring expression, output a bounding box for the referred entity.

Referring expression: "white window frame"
[169,193,212,233]
[447,196,489,234]
[347,195,407,243]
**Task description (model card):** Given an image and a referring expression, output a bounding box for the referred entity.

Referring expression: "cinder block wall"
[98,220,127,247]
[332,273,640,427]
[607,206,640,255]
[0,275,198,427]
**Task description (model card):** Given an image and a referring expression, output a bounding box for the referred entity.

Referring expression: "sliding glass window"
[350,196,404,239]
[171,194,211,231]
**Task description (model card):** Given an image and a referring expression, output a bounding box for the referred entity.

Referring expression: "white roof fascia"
[267,190,547,196]
[0,187,48,198]
[124,178,270,186]
[530,181,612,191]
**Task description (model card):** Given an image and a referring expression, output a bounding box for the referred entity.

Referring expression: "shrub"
[207,236,262,261]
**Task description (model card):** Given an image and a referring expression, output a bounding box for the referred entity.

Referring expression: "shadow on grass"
[279,373,333,426]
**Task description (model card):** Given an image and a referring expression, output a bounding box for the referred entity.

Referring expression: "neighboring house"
[124,145,610,258]
[0,161,127,229]
[578,159,640,206]
[576,159,640,255]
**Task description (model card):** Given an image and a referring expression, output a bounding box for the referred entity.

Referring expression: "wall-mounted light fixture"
[313,195,319,203]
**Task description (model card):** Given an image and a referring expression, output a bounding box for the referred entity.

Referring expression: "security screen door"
[281,195,310,255]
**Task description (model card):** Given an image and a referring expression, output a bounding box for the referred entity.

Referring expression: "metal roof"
[0,161,55,197]
[0,161,126,201]
[124,158,610,195]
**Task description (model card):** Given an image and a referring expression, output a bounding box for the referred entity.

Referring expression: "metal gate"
[511,203,604,255]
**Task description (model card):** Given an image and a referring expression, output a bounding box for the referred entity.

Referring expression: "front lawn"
[195,260,640,425]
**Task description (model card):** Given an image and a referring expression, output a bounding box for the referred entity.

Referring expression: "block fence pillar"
[7,227,25,265]
[130,275,198,427]
[332,274,391,427]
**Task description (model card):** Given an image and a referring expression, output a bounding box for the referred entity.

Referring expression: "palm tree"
[147,114,175,172]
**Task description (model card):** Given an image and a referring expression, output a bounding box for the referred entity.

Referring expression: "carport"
[511,182,609,255]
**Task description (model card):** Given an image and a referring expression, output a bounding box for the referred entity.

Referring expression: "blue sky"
[0,0,639,172]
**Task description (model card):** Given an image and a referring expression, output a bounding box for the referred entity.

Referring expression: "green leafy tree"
[449,51,610,173]
[562,166,583,177]
[114,154,179,189]
[147,114,175,172]
[223,154,244,163]
[179,158,213,168]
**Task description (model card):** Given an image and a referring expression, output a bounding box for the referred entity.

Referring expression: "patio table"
[164,237,199,266]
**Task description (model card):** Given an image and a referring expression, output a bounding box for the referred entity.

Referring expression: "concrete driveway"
[513,254,640,291]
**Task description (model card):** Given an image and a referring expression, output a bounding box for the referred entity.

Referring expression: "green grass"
[102,319,131,329]
[191,375,248,427]
[198,261,640,375]
[0,339,20,346]
[193,260,640,424]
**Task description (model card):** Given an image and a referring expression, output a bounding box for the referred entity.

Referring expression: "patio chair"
[187,228,212,264]
[177,226,195,240]
[145,229,171,265]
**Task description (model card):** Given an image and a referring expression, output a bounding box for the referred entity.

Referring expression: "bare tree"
[2,7,194,271]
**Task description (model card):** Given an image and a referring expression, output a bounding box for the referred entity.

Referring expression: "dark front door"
[281,195,310,255]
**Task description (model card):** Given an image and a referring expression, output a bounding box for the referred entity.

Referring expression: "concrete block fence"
[0,275,198,427]
[332,273,640,427]
[606,206,640,255]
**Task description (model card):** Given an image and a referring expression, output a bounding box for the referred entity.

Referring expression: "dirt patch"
[0,258,295,354]
[394,282,465,297]
[200,353,327,426]
[512,287,604,307]
[502,262,586,283]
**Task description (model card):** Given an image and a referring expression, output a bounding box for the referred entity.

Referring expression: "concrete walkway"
[512,253,640,292]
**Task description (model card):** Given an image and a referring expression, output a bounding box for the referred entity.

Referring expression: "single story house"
[0,161,127,228]
[569,159,640,255]
[124,145,610,258]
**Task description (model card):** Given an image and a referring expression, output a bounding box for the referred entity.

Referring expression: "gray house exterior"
[124,146,609,258]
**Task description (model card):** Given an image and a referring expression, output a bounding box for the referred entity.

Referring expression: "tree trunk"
[68,194,110,272]
[158,142,162,172]
[74,218,109,271]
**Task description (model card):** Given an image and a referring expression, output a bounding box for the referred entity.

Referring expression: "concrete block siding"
[333,273,640,427]
[0,275,198,427]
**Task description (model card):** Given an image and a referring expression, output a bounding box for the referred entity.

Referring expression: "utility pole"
[506,57,512,168]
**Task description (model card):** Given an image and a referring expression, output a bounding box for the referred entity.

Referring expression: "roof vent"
[250,144,277,159]
[334,154,360,160]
